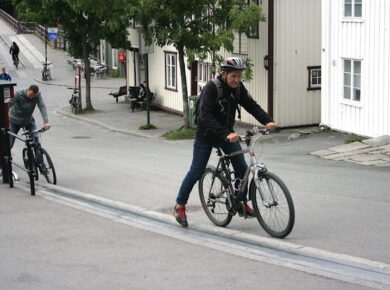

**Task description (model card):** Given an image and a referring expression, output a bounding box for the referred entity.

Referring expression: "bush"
[345,134,364,144]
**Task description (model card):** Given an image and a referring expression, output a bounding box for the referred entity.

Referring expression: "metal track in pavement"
[16,182,390,290]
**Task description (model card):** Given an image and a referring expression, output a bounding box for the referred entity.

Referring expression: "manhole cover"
[71,136,92,139]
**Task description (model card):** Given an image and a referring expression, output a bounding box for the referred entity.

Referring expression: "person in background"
[9,42,20,65]
[0,68,12,81]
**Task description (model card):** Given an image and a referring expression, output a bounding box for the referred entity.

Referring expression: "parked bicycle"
[22,128,56,184]
[198,127,295,238]
[68,87,81,113]
[41,61,52,81]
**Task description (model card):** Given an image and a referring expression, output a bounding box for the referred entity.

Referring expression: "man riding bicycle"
[9,42,20,66]
[174,57,277,227]
[8,85,51,148]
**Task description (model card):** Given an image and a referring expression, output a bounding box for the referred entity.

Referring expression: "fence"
[0,9,66,50]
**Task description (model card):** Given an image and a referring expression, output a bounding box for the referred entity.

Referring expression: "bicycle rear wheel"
[199,168,232,227]
[39,148,56,184]
[250,172,295,238]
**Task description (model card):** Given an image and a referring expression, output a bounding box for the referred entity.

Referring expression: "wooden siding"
[274,0,322,127]
[322,0,390,137]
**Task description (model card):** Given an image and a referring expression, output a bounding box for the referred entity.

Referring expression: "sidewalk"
[1,18,390,166]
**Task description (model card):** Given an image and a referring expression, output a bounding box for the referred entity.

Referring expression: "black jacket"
[196,76,273,143]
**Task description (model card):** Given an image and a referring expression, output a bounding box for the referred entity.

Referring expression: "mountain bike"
[198,127,295,238]
[41,61,52,81]
[12,54,19,69]
[22,128,56,184]
[68,87,81,113]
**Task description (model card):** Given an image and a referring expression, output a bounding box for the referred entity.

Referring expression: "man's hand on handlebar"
[265,122,277,131]
[43,123,51,131]
[226,132,240,143]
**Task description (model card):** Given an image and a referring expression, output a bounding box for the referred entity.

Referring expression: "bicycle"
[198,127,295,238]
[41,61,52,81]
[68,87,81,114]
[21,128,57,184]
[12,54,19,69]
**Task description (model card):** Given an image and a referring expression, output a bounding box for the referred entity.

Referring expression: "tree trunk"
[177,45,189,128]
[82,39,93,111]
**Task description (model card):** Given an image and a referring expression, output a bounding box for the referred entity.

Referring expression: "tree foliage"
[13,0,134,110]
[135,0,263,128]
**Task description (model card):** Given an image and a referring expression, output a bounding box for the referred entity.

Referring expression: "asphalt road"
[1,26,390,289]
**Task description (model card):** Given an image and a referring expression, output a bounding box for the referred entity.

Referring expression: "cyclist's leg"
[176,139,213,205]
[25,117,39,145]
[220,142,249,201]
[9,121,21,149]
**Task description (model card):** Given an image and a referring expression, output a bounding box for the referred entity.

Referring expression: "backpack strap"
[211,78,241,120]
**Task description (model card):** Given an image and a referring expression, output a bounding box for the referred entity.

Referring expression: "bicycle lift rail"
[0,81,36,195]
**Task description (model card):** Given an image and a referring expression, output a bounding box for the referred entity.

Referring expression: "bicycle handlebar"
[21,127,46,136]
[225,127,270,143]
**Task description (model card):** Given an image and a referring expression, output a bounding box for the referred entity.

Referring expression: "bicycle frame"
[212,129,274,209]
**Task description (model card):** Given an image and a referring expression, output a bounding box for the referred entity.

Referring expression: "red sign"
[118,51,126,63]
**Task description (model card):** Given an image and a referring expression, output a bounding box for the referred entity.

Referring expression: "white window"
[343,59,361,101]
[307,66,321,90]
[344,0,362,17]
[197,62,214,93]
[165,52,177,90]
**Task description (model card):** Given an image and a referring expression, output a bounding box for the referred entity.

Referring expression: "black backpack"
[194,78,241,126]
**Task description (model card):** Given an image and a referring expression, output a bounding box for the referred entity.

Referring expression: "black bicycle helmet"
[220,57,246,72]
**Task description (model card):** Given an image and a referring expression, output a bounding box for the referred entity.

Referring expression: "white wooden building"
[322,0,390,137]
[125,0,321,127]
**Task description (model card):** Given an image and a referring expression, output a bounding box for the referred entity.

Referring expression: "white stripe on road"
[9,35,42,68]
[15,182,390,290]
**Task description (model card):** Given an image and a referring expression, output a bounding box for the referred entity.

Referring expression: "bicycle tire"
[26,147,36,195]
[22,148,38,181]
[250,171,295,238]
[199,168,233,227]
[39,148,56,184]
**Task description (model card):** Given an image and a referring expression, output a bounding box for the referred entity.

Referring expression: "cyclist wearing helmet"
[174,57,276,227]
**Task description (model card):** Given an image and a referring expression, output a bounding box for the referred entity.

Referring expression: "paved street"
[1,18,390,289]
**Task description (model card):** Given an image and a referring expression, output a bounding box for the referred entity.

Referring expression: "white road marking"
[15,182,390,289]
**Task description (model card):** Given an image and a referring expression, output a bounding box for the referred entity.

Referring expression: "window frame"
[245,0,260,39]
[343,0,363,18]
[164,51,178,91]
[307,66,321,90]
[343,58,361,102]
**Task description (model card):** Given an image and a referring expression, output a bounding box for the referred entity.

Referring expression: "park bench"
[128,86,156,111]
[109,86,127,103]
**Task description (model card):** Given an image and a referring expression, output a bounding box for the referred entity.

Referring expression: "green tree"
[136,0,262,128]
[13,0,133,111]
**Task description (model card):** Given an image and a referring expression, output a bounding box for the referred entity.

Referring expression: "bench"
[128,86,156,111]
[109,86,127,103]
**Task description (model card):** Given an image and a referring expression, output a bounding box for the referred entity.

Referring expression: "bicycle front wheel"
[199,168,232,227]
[39,148,56,184]
[250,172,295,238]
[22,148,38,181]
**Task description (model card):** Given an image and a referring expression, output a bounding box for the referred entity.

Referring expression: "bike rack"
[0,82,36,195]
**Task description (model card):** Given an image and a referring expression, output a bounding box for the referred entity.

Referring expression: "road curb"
[55,107,159,140]
[20,181,390,275]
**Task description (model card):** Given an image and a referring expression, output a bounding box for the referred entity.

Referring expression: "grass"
[139,124,157,130]
[320,124,332,132]
[162,127,196,140]
[345,134,364,144]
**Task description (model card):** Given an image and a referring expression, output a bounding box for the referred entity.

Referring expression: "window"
[343,59,361,101]
[165,52,177,90]
[246,0,260,39]
[197,62,215,93]
[344,0,362,17]
[307,66,321,90]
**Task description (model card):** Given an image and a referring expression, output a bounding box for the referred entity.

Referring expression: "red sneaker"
[174,205,188,227]
[238,203,257,218]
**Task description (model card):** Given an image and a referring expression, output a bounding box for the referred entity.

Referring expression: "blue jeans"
[176,139,248,205]
[9,117,39,149]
